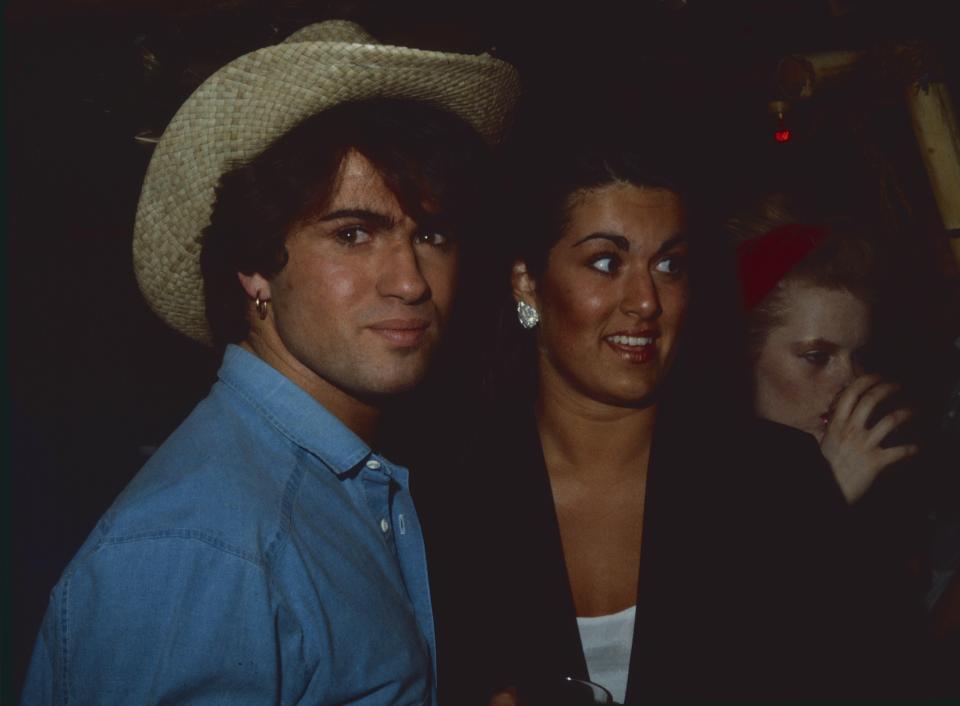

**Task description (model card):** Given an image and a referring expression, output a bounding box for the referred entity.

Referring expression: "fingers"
[865,406,914,448]
[828,374,906,435]
[821,438,919,505]
[878,443,920,469]
[848,379,901,430]
[829,374,883,425]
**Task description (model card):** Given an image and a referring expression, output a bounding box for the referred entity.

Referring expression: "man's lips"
[368,319,430,347]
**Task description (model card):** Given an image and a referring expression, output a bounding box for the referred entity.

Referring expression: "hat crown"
[283,19,378,45]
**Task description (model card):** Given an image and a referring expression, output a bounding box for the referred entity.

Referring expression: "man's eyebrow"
[572,233,631,251]
[314,209,396,228]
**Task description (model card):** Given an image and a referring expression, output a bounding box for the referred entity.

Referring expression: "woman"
[727,194,919,504]
[424,140,902,704]
[727,195,959,695]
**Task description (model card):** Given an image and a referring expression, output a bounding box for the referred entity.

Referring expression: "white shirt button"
[366,459,382,470]
[380,518,390,533]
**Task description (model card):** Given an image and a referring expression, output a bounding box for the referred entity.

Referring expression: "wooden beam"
[905,80,960,265]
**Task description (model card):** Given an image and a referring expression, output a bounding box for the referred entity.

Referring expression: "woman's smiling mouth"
[606,334,656,347]
[604,331,659,362]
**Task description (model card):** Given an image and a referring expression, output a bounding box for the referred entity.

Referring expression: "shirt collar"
[217,344,371,476]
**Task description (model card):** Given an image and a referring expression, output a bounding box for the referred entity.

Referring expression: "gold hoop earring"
[255,292,269,320]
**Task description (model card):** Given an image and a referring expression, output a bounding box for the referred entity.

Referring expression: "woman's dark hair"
[200,97,493,348]
[725,193,880,361]
[508,135,696,280]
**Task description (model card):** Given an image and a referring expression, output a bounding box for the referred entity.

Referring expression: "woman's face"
[753,281,871,439]
[518,183,690,408]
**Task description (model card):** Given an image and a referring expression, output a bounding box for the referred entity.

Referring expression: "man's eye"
[335,227,371,245]
[654,255,685,275]
[590,255,618,274]
[415,231,449,246]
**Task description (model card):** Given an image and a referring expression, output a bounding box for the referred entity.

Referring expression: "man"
[22,19,518,705]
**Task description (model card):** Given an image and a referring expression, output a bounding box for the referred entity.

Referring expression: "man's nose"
[377,240,430,304]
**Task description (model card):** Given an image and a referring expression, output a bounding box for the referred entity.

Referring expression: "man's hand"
[817,374,919,504]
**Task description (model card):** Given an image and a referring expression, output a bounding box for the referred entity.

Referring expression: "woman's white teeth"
[608,335,654,346]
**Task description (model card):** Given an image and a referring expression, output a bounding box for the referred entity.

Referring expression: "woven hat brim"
[133,39,520,344]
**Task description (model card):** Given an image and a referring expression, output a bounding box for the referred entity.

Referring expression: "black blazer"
[421,397,918,704]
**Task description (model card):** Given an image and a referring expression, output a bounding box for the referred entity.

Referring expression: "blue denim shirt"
[22,345,437,705]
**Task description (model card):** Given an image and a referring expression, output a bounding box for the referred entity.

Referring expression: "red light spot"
[775,129,791,143]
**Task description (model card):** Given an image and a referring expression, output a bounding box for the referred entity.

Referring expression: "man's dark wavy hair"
[200,97,493,348]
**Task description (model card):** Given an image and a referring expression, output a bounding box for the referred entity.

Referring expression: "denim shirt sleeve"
[22,534,308,706]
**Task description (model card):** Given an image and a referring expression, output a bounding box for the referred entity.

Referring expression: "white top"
[576,604,636,704]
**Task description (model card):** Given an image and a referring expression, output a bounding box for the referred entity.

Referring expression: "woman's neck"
[535,368,654,618]
[535,372,657,484]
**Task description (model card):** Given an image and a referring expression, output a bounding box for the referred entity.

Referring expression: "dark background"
[5,0,960,700]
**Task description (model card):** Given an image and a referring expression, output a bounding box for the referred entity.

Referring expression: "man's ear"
[511,260,537,309]
[237,272,271,302]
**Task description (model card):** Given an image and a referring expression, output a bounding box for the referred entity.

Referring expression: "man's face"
[247,150,460,406]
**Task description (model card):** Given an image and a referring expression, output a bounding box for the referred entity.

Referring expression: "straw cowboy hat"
[133,19,521,344]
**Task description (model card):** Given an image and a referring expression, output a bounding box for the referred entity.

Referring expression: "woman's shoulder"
[743,417,824,459]
[714,415,826,473]
[698,415,847,517]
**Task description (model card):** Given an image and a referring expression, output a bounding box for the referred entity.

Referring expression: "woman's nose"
[620,274,661,319]
[829,358,860,404]
[840,356,861,386]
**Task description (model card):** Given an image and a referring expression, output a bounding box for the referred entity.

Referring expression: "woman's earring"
[517,300,539,329]
[255,292,269,320]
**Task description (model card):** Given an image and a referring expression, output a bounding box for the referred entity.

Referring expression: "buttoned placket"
[357,453,438,702]
[359,455,399,556]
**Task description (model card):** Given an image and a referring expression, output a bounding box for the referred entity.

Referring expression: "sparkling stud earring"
[517,300,539,329]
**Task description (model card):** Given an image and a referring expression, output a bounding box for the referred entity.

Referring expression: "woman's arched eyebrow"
[652,233,688,258]
[572,233,630,250]
[791,338,840,353]
[572,232,688,255]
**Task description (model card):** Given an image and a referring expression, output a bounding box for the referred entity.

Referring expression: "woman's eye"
[589,255,618,274]
[335,227,371,245]
[654,255,685,275]
[801,351,829,366]
[415,231,449,246]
